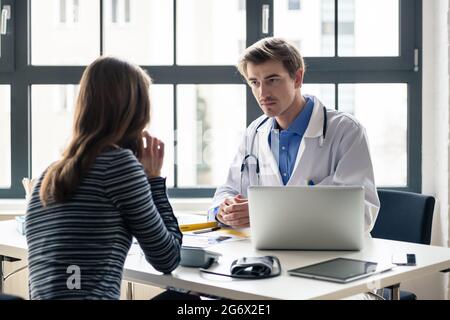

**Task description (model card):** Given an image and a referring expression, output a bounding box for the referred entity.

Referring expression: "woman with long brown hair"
[25,56,182,299]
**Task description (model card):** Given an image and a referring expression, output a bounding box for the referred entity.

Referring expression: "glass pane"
[146,85,175,187]
[177,0,246,65]
[31,0,100,65]
[177,85,246,187]
[302,84,335,109]
[0,85,11,188]
[31,85,78,177]
[103,0,174,65]
[338,0,399,56]
[32,85,171,182]
[338,84,407,186]
[274,0,335,57]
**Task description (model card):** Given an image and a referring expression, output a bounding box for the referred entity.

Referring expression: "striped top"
[25,148,182,300]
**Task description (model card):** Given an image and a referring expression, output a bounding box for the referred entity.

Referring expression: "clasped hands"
[217,194,250,228]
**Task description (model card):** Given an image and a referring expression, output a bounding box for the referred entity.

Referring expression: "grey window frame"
[0,0,422,198]
[0,0,14,71]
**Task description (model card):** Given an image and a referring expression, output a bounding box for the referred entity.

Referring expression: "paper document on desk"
[128,228,249,255]
[176,213,208,225]
[182,229,248,248]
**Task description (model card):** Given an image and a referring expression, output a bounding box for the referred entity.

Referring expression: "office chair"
[371,189,435,300]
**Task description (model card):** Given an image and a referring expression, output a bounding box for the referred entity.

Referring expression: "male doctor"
[209,37,380,234]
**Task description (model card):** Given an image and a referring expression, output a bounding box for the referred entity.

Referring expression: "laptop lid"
[248,186,365,250]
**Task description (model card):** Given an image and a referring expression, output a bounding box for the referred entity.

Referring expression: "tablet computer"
[288,257,380,283]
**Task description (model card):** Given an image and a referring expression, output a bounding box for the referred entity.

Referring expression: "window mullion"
[334,0,338,57]
[100,0,103,55]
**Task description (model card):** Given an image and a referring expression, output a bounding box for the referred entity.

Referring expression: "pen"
[193,227,221,234]
[179,221,218,232]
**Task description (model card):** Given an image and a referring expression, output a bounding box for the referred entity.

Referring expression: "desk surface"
[2,220,450,300]
[0,220,28,260]
[124,238,450,299]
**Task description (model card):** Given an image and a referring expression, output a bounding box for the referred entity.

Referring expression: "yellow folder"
[179,221,218,233]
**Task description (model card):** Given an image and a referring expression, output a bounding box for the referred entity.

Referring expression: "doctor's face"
[246,60,303,119]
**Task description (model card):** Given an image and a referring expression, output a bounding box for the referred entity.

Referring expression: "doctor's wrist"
[215,211,232,228]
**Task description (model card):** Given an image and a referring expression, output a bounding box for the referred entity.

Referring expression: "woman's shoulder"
[97,148,146,185]
[100,146,135,157]
[97,147,140,167]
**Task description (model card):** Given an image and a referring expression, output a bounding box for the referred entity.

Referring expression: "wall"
[414,0,449,299]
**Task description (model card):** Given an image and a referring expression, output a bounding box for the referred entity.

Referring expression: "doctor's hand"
[217,195,249,228]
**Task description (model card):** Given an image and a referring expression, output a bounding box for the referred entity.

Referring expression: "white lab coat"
[211,95,380,234]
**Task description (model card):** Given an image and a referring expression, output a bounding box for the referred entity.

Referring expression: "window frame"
[0,0,14,72]
[0,0,422,198]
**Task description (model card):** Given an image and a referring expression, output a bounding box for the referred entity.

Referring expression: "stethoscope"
[240,106,328,193]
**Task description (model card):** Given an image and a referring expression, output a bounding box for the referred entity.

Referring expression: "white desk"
[124,238,450,300]
[1,219,450,299]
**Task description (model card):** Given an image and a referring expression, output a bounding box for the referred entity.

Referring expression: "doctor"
[209,37,380,234]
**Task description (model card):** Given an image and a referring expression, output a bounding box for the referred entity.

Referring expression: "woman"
[25,56,182,299]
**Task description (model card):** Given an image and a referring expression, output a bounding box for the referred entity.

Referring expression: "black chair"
[371,189,435,300]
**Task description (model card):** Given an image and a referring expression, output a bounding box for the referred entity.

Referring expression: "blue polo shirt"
[269,97,314,185]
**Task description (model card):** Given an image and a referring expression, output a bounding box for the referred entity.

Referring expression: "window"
[110,0,131,24]
[176,85,246,187]
[103,0,173,65]
[31,85,79,177]
[291,39,302,51]
[238,39,246,56]
[238,0,245,11]
[0,1,423,198]
[275,0,335,56]
[145,85,175,187]
[288,0,301,11]
[177,0,246,65]
[59,0,66,23]
[274,0,419,190]
[32,0,100,65]
[58,0,80,24]
[0,86,11,188]
[338,84,408,186]
[302,84,335,109]
[0,0,14,71]
[338,0,399,56]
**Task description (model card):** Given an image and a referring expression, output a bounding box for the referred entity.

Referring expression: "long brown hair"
[40,56,152,205]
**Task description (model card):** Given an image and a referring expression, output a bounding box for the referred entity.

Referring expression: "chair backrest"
[371,190,435,245]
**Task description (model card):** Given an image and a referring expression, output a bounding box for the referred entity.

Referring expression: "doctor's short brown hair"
[237,37,305,80]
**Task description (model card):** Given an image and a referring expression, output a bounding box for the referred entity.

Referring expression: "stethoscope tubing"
[241,106,328,174]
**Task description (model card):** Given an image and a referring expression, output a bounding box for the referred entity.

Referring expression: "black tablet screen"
[289,258,378,281]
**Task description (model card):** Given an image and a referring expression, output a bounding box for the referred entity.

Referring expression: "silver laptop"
[248,186,365,250]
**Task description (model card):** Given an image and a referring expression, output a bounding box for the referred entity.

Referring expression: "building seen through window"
[59,0,80,24]
[111,0,131,24]
[288,0,301,11]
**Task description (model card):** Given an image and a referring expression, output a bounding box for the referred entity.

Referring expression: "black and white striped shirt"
[25,148,182,300]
